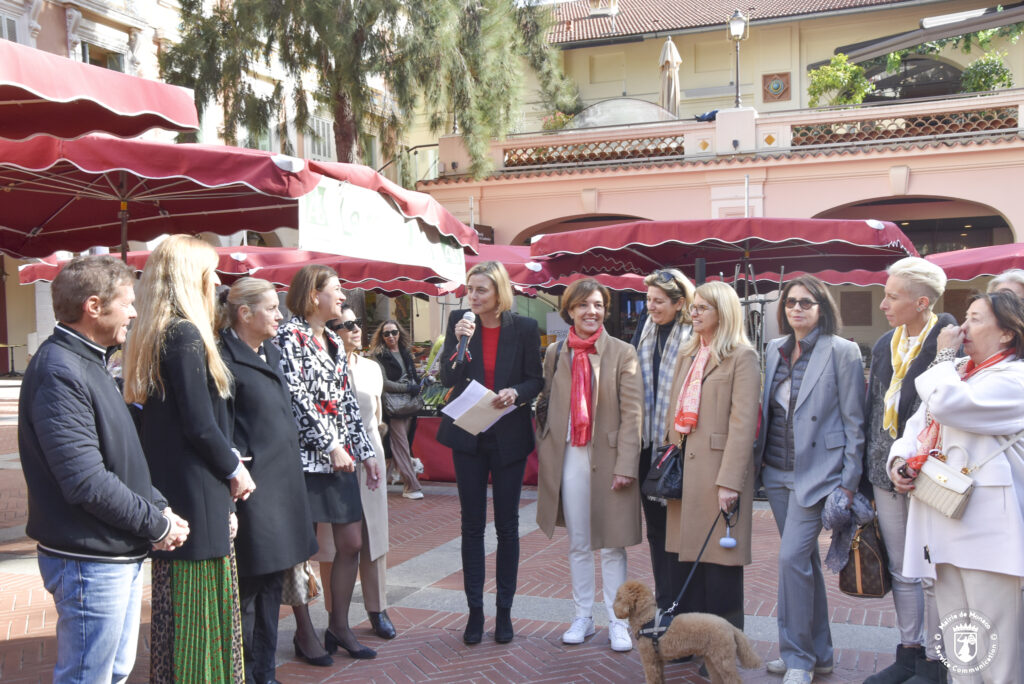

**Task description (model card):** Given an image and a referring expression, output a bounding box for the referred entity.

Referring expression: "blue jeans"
[37,552,144,684]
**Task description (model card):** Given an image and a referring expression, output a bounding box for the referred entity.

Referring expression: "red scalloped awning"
[0,39,199,140]
[531,217,918,278]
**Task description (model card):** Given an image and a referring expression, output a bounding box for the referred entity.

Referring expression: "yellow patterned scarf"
[882,313,937,438]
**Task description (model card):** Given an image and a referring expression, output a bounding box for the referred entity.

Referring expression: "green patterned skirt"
[151,551,244,684]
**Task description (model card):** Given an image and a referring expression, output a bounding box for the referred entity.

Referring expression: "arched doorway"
[814,196,1011,255]
[512,213,648,245]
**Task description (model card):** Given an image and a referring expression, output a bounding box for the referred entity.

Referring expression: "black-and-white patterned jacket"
[274,316,375,473]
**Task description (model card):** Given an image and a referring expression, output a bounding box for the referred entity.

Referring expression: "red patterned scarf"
[567,326,601,446]
[908,348,1014,469]
[674,340,711,434]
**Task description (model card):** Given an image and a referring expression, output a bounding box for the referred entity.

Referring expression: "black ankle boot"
[904,656,948,684]
[865,645,920,684]
[495,607,514,644]
[463,607,484,645]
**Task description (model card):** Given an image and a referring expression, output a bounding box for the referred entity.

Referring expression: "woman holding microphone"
[437,261,544,645]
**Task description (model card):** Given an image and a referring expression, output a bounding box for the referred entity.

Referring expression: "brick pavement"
[0,372,899,682]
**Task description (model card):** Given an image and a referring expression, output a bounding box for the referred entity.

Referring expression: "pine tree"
[161,0,576,178]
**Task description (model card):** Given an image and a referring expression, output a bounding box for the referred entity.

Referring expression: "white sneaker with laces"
[782,668,814,684]
[561,616,595,644]
[767,659,832,675]
[608,620,632,652]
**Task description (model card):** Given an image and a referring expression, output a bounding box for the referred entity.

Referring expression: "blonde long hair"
[679,281,751,364]
[123,236,232,403]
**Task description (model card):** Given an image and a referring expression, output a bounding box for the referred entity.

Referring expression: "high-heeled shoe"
[463,607,484,645]
[293,636,333,667]
[325,628,377,659]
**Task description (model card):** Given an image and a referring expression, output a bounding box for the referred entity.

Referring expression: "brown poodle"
[613,580,761,684]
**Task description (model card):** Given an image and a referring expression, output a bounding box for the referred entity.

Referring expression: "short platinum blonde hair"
[887,257,947,307]
[988,268,1024,294]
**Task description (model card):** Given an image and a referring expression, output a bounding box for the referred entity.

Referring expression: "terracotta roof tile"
[550,0,922,45]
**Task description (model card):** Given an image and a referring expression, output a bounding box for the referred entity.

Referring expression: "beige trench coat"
[664,344,760,566]
[535,329,644,550]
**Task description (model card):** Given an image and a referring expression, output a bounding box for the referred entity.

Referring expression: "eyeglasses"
[689,304,715,315]
[338,319,361,331]
[784,298,818,311]
[382,330,399,338]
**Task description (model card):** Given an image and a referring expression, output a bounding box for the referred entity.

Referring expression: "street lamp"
[727,9,749,108]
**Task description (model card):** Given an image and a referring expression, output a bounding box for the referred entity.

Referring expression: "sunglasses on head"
[784,297,818,311]
[382,329,399,338]
[656,270,678,286]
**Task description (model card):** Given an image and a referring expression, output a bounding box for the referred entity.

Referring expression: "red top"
[481,324,501,389]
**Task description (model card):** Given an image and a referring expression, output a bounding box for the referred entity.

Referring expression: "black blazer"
[436,309,544,465]
[141,320,238,562]
[219,331,317,577]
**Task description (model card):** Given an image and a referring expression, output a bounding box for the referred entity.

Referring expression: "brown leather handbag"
[839,514,891,598]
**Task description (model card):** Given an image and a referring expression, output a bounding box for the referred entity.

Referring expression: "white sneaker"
[782,669,814,684]
[402,490,424,500]
[767,659,833,675]
[561,616,595,644]
[608,620,632,652]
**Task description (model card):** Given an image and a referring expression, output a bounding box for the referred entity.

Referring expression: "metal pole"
[118,171,128,261]
[734,40,741,108]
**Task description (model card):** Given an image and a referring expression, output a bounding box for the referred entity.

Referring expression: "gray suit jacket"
[755,333,866,507]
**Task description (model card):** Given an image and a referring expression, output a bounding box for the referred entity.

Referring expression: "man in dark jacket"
[19,256,189,684]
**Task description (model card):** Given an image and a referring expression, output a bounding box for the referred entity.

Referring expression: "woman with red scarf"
[663,281,760,630]
[535,278,644,652]
[888,291,1024,684]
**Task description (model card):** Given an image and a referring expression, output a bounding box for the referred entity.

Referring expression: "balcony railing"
[435,89,1024,177]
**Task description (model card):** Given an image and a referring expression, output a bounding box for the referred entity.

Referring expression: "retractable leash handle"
[665,508,726,616]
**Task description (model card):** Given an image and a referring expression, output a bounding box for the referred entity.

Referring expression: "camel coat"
[664,344,760,566]
[535,329,644,550]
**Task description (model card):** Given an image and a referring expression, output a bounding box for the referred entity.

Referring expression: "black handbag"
[383,390,424,417]
[641,442,683,501]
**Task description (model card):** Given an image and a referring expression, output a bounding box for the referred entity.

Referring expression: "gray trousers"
[874,485,941,659]
[763,466,834,671]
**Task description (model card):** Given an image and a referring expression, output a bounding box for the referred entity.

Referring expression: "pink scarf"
[567,326,601,446]
[674,341,711,434]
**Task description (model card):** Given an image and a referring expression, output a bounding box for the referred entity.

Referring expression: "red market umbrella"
[0,39,198,140]
[530,217,918,278]
[20,246,453,290]
[0,135,474,263]
[0,135,318,258]
[924,244,1024,282]
[310,160,477,252]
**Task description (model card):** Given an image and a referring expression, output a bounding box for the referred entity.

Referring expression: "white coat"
[888,357,1024,580]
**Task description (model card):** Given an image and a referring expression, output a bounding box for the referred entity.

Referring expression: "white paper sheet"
[440,380,515,435]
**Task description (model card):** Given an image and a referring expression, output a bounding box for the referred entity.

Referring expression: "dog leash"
[638,507,727,650]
